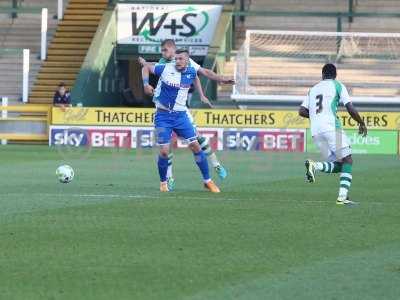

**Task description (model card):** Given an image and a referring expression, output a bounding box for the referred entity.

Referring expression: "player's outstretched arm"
[138,57,155,96]
[198,67,235,85]
[138,57,156,68]
[298,106,309,118]
[345,102,367,136]
[193,76,213,108]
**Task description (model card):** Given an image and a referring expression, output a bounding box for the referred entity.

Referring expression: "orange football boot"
[204,180,220,193]
[160,182,169,192]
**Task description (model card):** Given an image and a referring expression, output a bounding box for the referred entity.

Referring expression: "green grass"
[0,145,399,300]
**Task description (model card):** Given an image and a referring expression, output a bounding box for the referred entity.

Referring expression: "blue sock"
[157,155,169,182]
[194,151,210,181]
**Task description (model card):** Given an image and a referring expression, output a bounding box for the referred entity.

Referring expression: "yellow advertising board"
[52,107,155,126]
[51,107,400,130]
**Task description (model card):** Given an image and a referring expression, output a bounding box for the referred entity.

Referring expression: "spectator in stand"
[53,82,72,110]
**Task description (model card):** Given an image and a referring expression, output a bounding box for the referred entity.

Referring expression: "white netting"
[233,30,400,103]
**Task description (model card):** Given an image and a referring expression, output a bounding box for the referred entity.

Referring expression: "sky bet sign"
[51,128,89,147]
[50,127,131,148]
[117,4,222,52]
[224,130,305,152]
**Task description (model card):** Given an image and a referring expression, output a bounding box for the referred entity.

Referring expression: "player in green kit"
[299,64,367,205]
[140,39,234,191]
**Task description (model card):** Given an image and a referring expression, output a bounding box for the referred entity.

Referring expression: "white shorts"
[313,130,352,162]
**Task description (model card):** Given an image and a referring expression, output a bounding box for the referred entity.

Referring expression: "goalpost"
[232,30,400,104]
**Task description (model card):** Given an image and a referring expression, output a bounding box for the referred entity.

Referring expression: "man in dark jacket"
[53,82,72,111]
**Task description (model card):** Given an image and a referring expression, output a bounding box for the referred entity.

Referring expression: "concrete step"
[57,25,98,32]
[249,0,347,11]
[0,74,37,81]
[65,9,105,15]
[0,58,41,65]
[39,67,81,74]
[355,0,400,13]
[250,4,348,13]
[32,85,64,92]
[45,55,85,62]
[248,77,399,88]
[34,79,75,86]
[51,37,92,44]
[30,91,57,98]
[37,73,77,80]
[0,70,39,77]
[32,83,71,89]
[0,90,21,95]
[2,35,52,42]
[0,95,21,101]
[0,42,40,49]
[59,20,102,26]
[42,61,82,67]
[54,31,95,38]
[47,49,87,56]
[29,97,54,104]
[63,14,102,21]
[5,19,58,27]
[67,4,108,9]
[247,85,399,97]
[0,84,24,89]
[69,0,108,3]
[0,64,41,71]
[49,43,91,50]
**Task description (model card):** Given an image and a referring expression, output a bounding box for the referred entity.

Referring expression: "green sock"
[339,163,352,198]
[197,136,220,167]
[197,136,211,155]
[166,153,173,179]
[316,162,342,173]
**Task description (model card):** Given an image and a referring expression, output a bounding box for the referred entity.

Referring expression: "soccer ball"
[56,165,74,183]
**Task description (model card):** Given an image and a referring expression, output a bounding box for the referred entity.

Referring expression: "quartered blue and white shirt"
[153,61,199,111]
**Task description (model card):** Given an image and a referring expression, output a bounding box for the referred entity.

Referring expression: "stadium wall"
[49,107,400,154]
[71,8,120,107]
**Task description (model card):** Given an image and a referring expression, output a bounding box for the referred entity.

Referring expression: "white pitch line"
[28,193,331,204]
[2,193,397,205]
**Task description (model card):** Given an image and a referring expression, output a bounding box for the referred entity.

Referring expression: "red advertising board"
[88,129,131,148]
[259,131,305,152]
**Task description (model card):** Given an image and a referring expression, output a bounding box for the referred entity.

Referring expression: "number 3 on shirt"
[316,94,323,114]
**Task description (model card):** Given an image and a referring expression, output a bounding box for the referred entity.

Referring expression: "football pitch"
[0,145,399,300]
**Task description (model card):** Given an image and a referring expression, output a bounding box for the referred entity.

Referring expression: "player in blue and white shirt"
[139,39,233,191]
[141,49,220,193]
